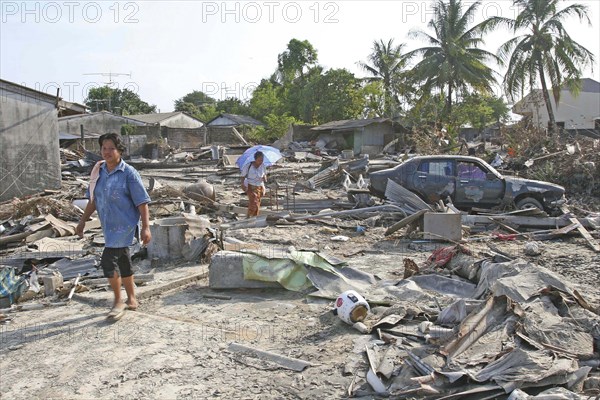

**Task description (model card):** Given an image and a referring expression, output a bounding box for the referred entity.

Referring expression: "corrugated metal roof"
[127,111,183,124]
[58,111,149,125]
[59,132,101,140]
[311,118,391,131]
[207,113,265,126]
[0,79,58,104]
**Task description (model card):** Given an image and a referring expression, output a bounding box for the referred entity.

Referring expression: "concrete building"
[311,118,395,156]
[206,113,264,128]
[59,111,149,137]
[513,78,600,135]
[0,79,61,201]
[128,111,204,128]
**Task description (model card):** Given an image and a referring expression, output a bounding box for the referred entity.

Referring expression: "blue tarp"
[0,267,27,305]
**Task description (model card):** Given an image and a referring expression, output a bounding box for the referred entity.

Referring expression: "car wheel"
[515,197,544,211]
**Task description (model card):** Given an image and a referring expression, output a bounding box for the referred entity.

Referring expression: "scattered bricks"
[208,251,282,290]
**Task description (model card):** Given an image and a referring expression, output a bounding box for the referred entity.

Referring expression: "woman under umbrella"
[241,151,267,217]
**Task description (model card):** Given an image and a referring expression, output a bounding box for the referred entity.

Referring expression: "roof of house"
[580,78,600,93]
[207,113,264,126]
[58,110,149,125]
[311,117,392,131]
[0,78,59,104]
[59,131,102,140]
[58,99,88,116]
[127,111,189,124]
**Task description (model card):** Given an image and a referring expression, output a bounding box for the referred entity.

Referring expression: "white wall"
[162,114,203,128]
[515,89,600,129]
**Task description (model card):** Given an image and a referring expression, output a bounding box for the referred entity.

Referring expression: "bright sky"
[1,0,599,112]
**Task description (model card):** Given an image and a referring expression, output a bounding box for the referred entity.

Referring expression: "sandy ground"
[1,163,599,399]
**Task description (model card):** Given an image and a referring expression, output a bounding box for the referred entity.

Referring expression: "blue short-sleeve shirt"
[86,160,151,248]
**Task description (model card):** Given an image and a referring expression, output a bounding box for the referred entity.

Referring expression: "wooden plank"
[487,217,520,234]
[560,205,600,252]
[0,231,32,246]
[80,274,154,286]
[385,209,427,236]
[228,342,313,372]
[231,127,250,146]
[461,215,596,230]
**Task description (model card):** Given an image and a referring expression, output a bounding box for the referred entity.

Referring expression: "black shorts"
[101,247,133,278]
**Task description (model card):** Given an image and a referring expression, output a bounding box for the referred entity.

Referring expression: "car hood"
[503,176,565,194]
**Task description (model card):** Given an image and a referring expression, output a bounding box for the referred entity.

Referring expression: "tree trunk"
[446,84,453,116]
[538,67,557,135]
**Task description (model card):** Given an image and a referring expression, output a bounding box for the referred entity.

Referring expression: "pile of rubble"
[1,136,599,398]
[324,244,600,397]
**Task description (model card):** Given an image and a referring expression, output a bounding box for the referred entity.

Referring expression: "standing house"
[59,111,149,136]
[58,111,150,154]
[128,111,204,129]
[512,78,600,135]
[206,113,264,128]
[311,118,394,156]
[0,79,61,201]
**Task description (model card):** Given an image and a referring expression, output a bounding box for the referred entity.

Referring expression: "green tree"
[248,113,298,143]
[285,66,324,123]
[85,86,156,114]
[288,68,365,124]
[314,68,365,123]
[215,97,249,116]
[493,0,595,134]
[277,39,319,84]
[406,0,500,116]
[174,90,216,110]
[358,39,411,118]
[196,104,220,123]
[453,93,510,130]
[405,92,446,131]
[248,78,284,120]
[174,90,218,122]
[361,80,386,118]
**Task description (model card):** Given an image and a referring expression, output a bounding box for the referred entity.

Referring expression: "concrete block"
[209,251,282,289]
[43,273,64,297]
[148,217,188,261]
[423,212,462,242]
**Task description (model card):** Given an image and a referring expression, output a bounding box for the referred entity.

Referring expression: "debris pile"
[332,245,600,398]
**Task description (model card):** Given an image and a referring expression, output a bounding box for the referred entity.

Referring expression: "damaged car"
[369,155,565,212]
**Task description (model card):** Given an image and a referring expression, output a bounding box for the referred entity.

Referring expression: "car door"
[412,159,455,203]
[454,160,504,208]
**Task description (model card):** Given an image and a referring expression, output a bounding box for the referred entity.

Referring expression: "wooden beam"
[560,205,600,252]
[385,210,427,236]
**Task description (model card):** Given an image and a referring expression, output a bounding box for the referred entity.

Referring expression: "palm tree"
[494,0,595,134]
[358,39,410,118]
[406,0,500,116]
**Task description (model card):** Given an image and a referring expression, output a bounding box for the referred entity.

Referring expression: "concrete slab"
[209,251,282,289]
[423,212,462,242]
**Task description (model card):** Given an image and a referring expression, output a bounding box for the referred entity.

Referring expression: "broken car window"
[457,162,487,180]
[418,161,453,176]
